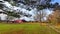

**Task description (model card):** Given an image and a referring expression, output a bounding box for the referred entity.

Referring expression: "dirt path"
[46,23,60,34]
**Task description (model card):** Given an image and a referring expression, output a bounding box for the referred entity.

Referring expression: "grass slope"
[0,23,59,34]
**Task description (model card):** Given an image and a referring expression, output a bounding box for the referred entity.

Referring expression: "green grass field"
[0,23,59,34]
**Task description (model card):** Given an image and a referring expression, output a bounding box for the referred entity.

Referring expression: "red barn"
[14,20,26,23]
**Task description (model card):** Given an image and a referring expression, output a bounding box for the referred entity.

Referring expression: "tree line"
[0,0,60,24]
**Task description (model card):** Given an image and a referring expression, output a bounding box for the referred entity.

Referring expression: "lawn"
[0,23,59,34]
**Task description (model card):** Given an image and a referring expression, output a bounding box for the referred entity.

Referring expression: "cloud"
[51,0,60,5]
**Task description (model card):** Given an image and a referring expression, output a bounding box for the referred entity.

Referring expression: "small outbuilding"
[0,9,7,21]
